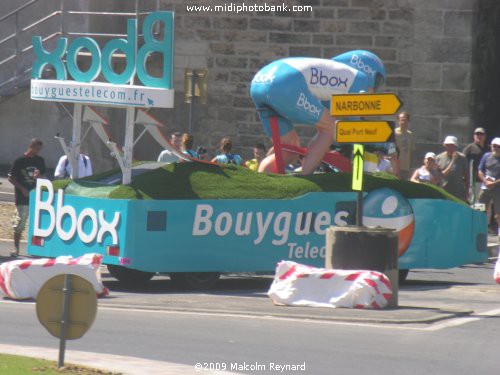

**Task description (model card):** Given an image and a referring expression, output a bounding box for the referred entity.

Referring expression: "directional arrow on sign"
[336,121,395,143]
[352,144,364,192]
[331,93,402,116]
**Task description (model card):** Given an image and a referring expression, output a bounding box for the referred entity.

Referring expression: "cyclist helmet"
[332,50,386,91]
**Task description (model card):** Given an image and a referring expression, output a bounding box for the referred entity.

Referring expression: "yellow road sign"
[352,144,364,191]
[336,121,395,143]
[331,93,402,116]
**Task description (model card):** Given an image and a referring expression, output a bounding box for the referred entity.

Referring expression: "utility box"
[326,226,399,308]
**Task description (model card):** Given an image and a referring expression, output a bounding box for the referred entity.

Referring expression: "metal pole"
[58,274,72,368]
[70,104,83,179]
[122,107,135,185]
[188,73,195,133]
[356,191,363,227]
[60,0,65,37]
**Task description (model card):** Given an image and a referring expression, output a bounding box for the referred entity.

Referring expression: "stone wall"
[0,0,493,172]
[159,0,479,165]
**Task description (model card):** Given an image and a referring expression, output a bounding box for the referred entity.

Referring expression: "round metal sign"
[36,274,97,340]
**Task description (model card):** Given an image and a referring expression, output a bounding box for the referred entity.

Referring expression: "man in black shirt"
[463,127,488,203]
[8,138,46,257]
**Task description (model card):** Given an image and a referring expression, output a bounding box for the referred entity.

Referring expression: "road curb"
[0,343,236,375]
[97,302,474,325]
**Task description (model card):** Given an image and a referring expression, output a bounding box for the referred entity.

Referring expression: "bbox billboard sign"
[30,11,174,108]
[33,179,121,245]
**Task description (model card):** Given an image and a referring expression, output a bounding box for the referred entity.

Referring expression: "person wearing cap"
[436,136,469,201]
[410,152,442,185]
[478,137,500,236]
[463,127,488,202]
[394,111,415,180]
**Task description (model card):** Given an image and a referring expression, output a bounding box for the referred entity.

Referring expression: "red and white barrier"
[268,261,392,309]
[494,255,500,284]
[0,253,108,300]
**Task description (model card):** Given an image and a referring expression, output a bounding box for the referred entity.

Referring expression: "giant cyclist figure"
[250,50,386,174]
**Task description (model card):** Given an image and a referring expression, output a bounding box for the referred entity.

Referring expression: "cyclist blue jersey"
[250,57,372,136]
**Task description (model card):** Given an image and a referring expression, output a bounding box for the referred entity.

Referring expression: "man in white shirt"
[54,154,93,179]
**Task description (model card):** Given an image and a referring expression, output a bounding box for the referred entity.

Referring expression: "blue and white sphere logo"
[363,188,415,256]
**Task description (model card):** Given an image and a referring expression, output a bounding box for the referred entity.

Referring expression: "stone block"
[412,63,442,89]
[442,64,471,90]
[312,8,336,19]
[322,47,349,58]
[231,71,254,83]
[249,18,292,31]
[176,41,209,55]
[289,46,322,57]
[407,0,475,11]
[375,35,398,48]
[212,71,229,83]
[444,11,473,38]
[213,17,248,30]
[382,21,413,37]
[196,30,221,41]
[215,57,248,69]
[350,0,373,7]
[322,20,348,33]
[335,34,373,46]
[388,9,413,22]
[183,16,211,29]
[441,117,472,144]
[322,0,348,6]
[269,32,311,44]
[411,116,442,144]
[413,90,471,117]
[370,48,396,61]
[209,43,235,55]
[233,96,255,108]
[417,37,472,64]
[313,34,334,45]
[189,55,208,69]
[221,30,267,42]
[294,19,321,32]
[414,10,443,37]
[337,8,371,19]
[384,62,412,76]
[385,76,411,88]
[370,8,387,21]
[349,21,381,34]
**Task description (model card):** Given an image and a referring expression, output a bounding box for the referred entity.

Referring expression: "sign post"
[352,144,364,226]
[36,274,97,369]
[331,92,402,227]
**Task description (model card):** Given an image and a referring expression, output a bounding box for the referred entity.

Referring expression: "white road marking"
[423,307,500,331]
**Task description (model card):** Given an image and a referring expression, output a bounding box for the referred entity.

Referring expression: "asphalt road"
[0,297,499,375]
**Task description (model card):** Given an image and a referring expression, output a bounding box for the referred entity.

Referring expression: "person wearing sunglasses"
[478,137,500,237]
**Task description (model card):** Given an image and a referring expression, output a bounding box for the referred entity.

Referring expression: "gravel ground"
[0,202,26,240]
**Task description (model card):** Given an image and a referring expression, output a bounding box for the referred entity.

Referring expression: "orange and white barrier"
[0,253,108,300]
[268,261,392,309]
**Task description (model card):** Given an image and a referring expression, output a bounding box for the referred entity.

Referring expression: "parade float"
[26,11,488,289]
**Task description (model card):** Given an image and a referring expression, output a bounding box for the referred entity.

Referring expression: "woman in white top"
[410,152,442,185]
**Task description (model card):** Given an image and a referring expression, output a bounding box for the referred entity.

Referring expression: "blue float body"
[27,188,488,273]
